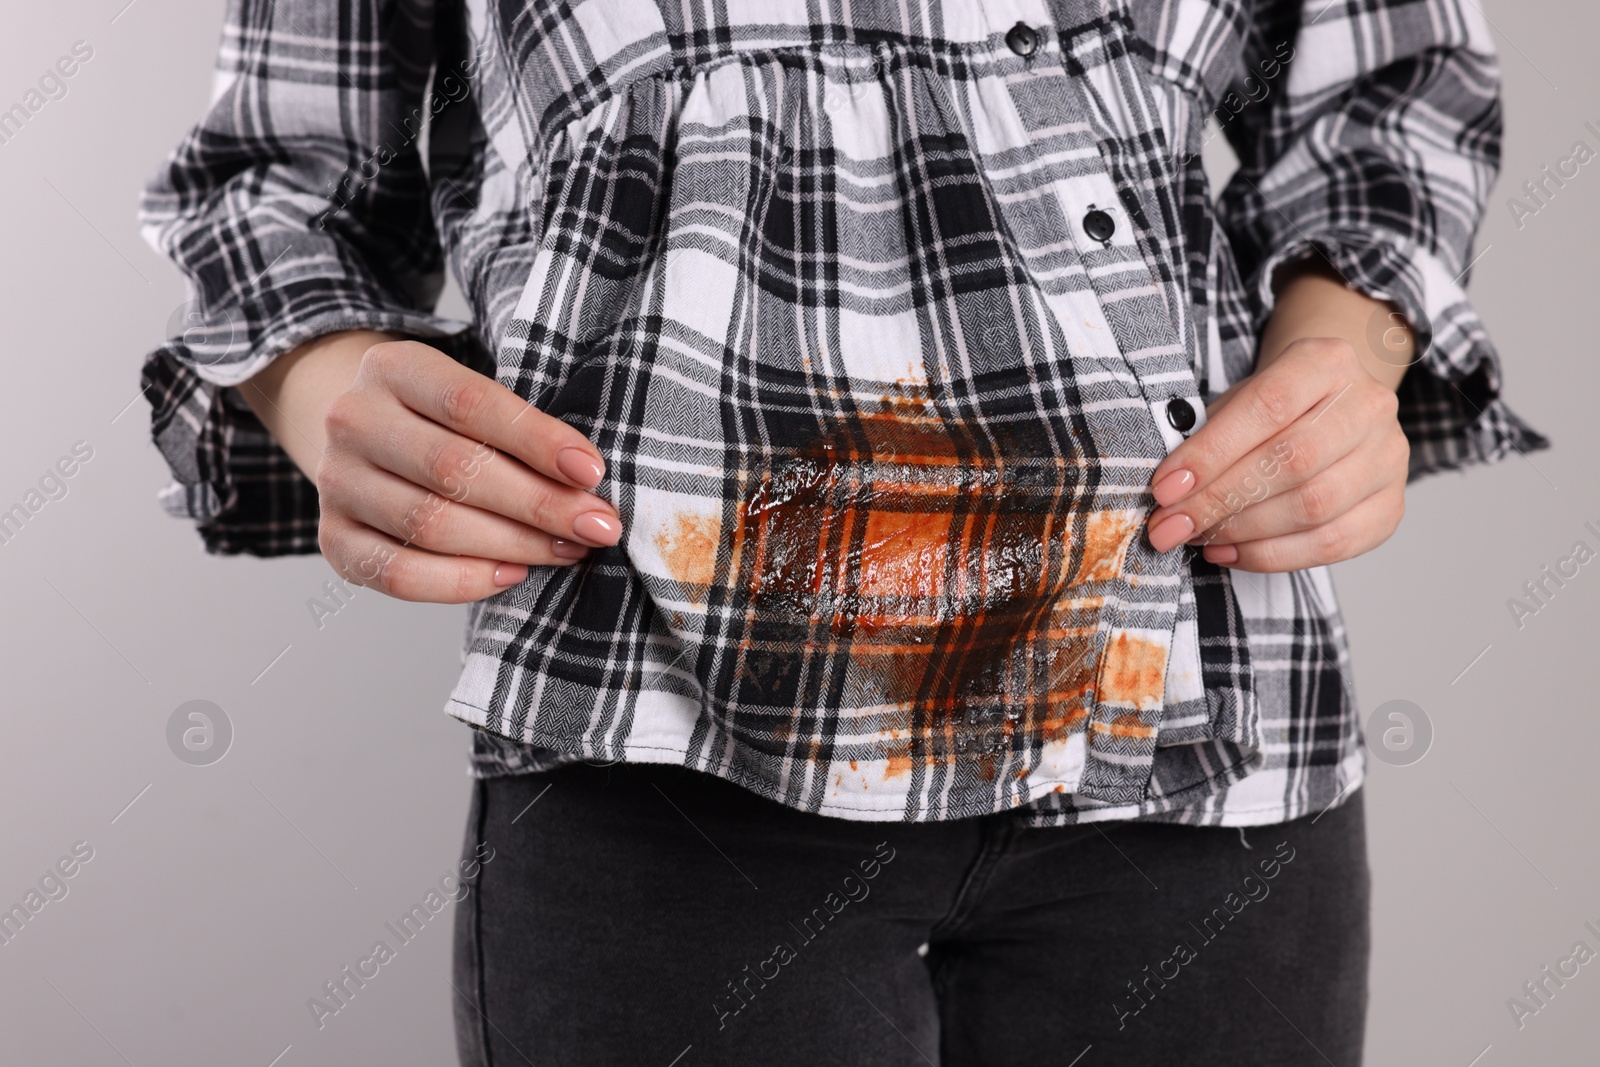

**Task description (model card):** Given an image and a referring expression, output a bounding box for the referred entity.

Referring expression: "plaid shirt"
[139,0,1544,825]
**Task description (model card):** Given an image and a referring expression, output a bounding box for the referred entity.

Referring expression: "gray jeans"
[452,762,1369,1066]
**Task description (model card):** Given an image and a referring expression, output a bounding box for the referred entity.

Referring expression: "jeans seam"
[471,778,493,1067]
[929,815,1017,940]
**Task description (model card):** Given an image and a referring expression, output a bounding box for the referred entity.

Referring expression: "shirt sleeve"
[138,0,486,555]
[1214,0,1548,480]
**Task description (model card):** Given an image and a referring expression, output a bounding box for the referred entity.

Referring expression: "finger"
[1198,378,1246,416]
[331,461,594,566]
[360,340,610,491]
[1150,339,1352,505]
[319,514,528,604]
[350,413,620,547]
[1186,441,1401,546]
[1200,486,1405,573]
[1148,372,1394,551]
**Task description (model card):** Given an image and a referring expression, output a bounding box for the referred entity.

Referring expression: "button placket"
[1047,110,1203,803]
[982,12,1206,803]
[998,0,1249,796]
[1045,150,1203,460]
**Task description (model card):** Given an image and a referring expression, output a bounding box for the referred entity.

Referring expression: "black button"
[1166,397,1197,433]
[1006,22,1039,57]
[1083,207,1116,244]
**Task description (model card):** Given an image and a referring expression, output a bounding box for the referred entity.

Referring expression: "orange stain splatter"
[655,513,721,597]
[1097,632,1168,712]
[1092,711,1158,739]
[1073,509,1139,585]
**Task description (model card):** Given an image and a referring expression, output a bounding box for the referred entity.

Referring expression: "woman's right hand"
[239,329,621,603]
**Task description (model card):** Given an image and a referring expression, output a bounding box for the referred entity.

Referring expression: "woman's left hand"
[1143,267,1414,572]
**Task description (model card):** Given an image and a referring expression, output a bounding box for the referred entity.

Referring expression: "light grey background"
[0,1,1593,1064]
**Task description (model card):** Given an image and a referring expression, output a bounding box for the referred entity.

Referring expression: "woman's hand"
[239,330,621,603]
[1144,264,1413,572]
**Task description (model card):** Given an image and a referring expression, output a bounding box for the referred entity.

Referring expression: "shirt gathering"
[136,0,1546,826]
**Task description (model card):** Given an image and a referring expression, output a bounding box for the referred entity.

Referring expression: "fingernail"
[1148,514,1195,553]
[494,563,528,587]
[556,447,605,489]
[551,538,591,561]
[1152,469,1196,507]
[1203,543,1239,565]
[572,511,621,546]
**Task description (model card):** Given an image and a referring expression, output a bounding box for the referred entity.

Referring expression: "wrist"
[237,329,398,482]
[1258,260,1413,391]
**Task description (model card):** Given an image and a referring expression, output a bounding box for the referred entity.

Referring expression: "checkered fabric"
[138,0,1545,824]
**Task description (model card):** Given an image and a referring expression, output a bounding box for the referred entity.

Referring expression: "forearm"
[1256,261,1412,390]
[237,329,399,481]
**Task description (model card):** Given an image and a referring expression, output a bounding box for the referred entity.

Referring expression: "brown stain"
[654,513,721,599]
[1039,704,1091,741]
[1034,620,1100,742]
[716,383,1167,779]
[856,510,952,600]
[1096,632,1168,713]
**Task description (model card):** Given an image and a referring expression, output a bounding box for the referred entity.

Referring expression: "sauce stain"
[1074,509,1139,585]
[654,513,720,600]
[654,385,1167,779]
[1096,632,1167,714]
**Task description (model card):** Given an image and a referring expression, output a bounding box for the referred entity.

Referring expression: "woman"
[138,0,1544,1062]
